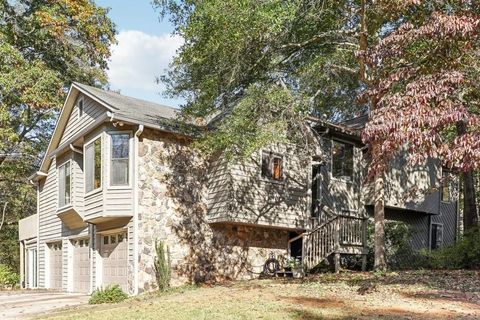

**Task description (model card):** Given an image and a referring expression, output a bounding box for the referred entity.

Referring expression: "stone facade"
[137,129,289,293]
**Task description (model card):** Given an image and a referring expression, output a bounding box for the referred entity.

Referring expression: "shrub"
[419,227,480,269]
[154,240,171,291]
[89,285,128,304]
[0,264,19,289]
[344,220,416,271]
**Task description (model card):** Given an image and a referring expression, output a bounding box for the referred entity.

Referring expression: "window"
[441,169,451,202]
[261,151,284,181]
[110,133,130,186]
[78,99,84,118]
[58,161,71,207]
[431,223,443,250]
[85,137,102,193]
[331,141,354,179]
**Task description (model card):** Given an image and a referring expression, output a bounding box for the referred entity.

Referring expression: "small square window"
[261,151,284,181]
[110,235,116,244]
[79,240,84,247]
[103,236,109,245]
[85,239,89,247]
[118,234,123,243]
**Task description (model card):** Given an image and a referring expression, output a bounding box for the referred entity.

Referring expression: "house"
[18,83,458,294]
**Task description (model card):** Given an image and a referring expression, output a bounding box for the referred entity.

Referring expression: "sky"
[95,0,184,107]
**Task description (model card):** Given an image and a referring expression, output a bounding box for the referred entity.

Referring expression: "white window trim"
[259,150,286,184]
[77,98,84,119]
[107,130,133,189]
[330,139,354,183]
[57,159,72,211]
[84,133,103,197]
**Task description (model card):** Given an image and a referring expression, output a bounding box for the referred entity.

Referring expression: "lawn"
[41,270,480,320]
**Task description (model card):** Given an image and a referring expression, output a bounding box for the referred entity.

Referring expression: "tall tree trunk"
[462,171,478,230]
[457,121,478,231]
[374,168,387,270]
[358,0,387,269]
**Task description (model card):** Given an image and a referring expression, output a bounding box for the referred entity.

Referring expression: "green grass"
[40,271,480,320]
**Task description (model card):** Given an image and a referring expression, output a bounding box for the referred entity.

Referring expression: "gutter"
[133,124,144,295]
[69,144,83,154]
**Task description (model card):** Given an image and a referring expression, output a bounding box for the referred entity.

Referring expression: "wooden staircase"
[288,210,368,272]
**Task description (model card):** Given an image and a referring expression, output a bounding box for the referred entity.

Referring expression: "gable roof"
[73,83,178,127]
[32,83,181,181]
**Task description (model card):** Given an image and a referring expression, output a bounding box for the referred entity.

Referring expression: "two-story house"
[18,83,458,294]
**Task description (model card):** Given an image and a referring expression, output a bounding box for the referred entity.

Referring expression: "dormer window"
[58,161,71,208]
[78,99,84,118]
[261,151,284,181]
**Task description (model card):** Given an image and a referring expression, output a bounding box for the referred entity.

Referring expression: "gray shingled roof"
[341,114,369,130]
[74,82,179,129]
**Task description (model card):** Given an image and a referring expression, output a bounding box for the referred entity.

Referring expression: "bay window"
[110,133,130,186]
[58,161,71,208]
[85,137,102,193]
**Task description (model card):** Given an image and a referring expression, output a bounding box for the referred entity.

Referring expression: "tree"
[0,0,116,271]
[155,0,365,157]
[361,2,480,232]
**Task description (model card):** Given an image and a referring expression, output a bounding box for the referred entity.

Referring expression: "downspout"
[69,144,83,154]
[133,124,144,295]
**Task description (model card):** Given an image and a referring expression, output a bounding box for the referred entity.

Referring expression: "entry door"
[72,238,90,293]
[101,232,128,292]
[49,243,62,289]
[27,248,37,288]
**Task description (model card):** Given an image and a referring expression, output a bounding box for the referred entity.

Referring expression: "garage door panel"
[49,243,62,290]
[73,238,90,293]
[101,232,128,292]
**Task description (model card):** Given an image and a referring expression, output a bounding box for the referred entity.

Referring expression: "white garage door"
[72,238,90,293]
[49,243,62,290]
[101,232,128,292]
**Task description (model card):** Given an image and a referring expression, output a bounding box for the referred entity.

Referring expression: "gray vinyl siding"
[384,208,430,251]
[364,154,441,214]
[207,144,311,229]
[38,158,59,287]
[72,152,84,214]
[59,94,107,146]
[320,138,363,215]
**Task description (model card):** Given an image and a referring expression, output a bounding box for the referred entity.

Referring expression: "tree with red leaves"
[361,2,480,251]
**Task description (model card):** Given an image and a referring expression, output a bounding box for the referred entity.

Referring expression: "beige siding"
[19,214,38,241]
[38,158,60,287]
[59,94,107,145]
[207,144,311,229]
[363,154,441,214]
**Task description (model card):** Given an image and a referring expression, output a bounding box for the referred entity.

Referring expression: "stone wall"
[137,129,289,293]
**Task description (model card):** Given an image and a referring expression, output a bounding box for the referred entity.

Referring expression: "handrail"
[295,208,368,270]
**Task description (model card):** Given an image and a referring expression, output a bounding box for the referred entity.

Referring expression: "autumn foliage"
[361,7,480,176]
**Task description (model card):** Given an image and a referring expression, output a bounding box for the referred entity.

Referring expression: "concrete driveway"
[0,291,89,319]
